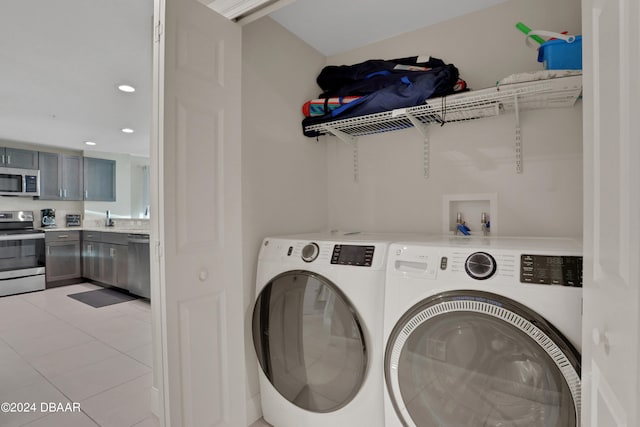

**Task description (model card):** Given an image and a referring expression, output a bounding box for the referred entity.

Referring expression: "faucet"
[481,212,490,236]
[455,212,471,236]
[105,210,114,227]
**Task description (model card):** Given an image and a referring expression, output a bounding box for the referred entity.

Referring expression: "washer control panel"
[331,244,375,267]
[520,255,583,287]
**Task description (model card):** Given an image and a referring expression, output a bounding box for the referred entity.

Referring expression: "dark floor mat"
[68,288,138,308]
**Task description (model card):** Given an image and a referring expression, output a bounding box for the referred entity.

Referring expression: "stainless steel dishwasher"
[127,234,150,298]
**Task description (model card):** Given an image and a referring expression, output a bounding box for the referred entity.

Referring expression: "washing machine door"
[385,290,581,427]
[252,270,367,413]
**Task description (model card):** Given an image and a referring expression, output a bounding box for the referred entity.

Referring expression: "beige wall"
[325,0,583,237]
[241,16,327,422]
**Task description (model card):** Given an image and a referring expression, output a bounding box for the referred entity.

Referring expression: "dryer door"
[252,270,367,413]
[385,290,581,427]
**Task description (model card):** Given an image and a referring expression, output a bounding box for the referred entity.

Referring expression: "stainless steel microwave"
[0,167,40,197]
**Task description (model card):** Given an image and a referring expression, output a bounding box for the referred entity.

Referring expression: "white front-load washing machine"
[383,237,583,427]
[252,232,395,427]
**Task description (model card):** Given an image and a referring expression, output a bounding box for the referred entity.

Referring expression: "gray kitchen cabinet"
[38,152,61,199]
[37,152,83,200]
[45,231,82,287]
[102,232,128,289]
[62,154,84,200]
[82,231,128,290]
[82,232,102,282]
[0,147,38,169]
[84,157,116,201]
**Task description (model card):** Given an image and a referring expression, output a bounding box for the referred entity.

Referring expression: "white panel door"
[152,0,245,425]
[582,0,640,425]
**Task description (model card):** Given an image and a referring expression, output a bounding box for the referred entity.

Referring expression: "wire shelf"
[304,75,582,137]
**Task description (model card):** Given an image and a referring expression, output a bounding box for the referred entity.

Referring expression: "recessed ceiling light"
[84,141,97,146]
[121,128,135,134]
[117,84,136,93]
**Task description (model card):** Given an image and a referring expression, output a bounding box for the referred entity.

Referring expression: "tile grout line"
[1,334,100,427]
[19,287,152,366]
[8,302,127,426]
[4,286,153,426]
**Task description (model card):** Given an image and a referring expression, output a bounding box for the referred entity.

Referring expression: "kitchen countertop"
[39,226,150,235]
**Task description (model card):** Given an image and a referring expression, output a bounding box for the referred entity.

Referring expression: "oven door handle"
[0,267,46,281]
[0,233,45,242]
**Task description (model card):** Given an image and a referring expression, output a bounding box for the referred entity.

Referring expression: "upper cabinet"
[38,152,61,199]
[38,152,84,200]
[0,147,38,169]
[63,155,84,200]
[83,157,116,201]
[36,151,118,203]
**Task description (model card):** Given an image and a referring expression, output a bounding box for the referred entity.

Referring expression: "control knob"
[301,242,320,263]
[465,252,497,280]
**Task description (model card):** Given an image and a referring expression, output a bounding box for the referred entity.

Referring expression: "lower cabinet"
[82,238,102,282]
[82,231,128,290]
[102,234,128,290]
[45,230,146,293]
[45,231,82,287]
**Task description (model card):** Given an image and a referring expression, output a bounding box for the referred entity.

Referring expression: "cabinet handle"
[59,188,62,198]
[6,155,10,164]
[1,154,4,164]
[63,189,67,198]
[88,244,92,254]
[85,190,88,199]
[57,234,69,239]
[110,247,115,257]
[47,246,50,256]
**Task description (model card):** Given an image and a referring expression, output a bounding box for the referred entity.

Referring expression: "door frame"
[149,0,169,423]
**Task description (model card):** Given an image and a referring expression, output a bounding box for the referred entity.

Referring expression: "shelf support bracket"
[325,126,359,182]
[352,141,359,183]
[513,95,523,174]
[325,126,357,145]
[406,113,431,179]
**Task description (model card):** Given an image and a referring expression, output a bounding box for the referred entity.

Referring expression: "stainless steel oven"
[0,211,45,297]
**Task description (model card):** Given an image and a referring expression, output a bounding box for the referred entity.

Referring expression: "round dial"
[465,252,497,280]
[301,242,320,263]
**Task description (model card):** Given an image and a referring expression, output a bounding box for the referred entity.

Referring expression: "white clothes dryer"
[383,237,582,427]
[252,232,397,427]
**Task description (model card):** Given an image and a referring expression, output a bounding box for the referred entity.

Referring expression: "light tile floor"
[0,283,158,427]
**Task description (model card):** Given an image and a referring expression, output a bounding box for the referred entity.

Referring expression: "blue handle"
[457,224,471,236]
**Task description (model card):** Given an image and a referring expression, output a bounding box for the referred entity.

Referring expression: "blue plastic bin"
[538,36,582,70]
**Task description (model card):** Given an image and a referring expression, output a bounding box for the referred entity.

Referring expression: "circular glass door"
[252,270,367,413]
[385,290,581,427]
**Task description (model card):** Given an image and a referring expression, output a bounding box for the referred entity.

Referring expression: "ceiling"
[269,0,509,56]
[0,0,153,157]
[0,0,506,157]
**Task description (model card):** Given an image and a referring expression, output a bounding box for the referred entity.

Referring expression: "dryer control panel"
[331,244,375,267]
[520,255,583,287]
